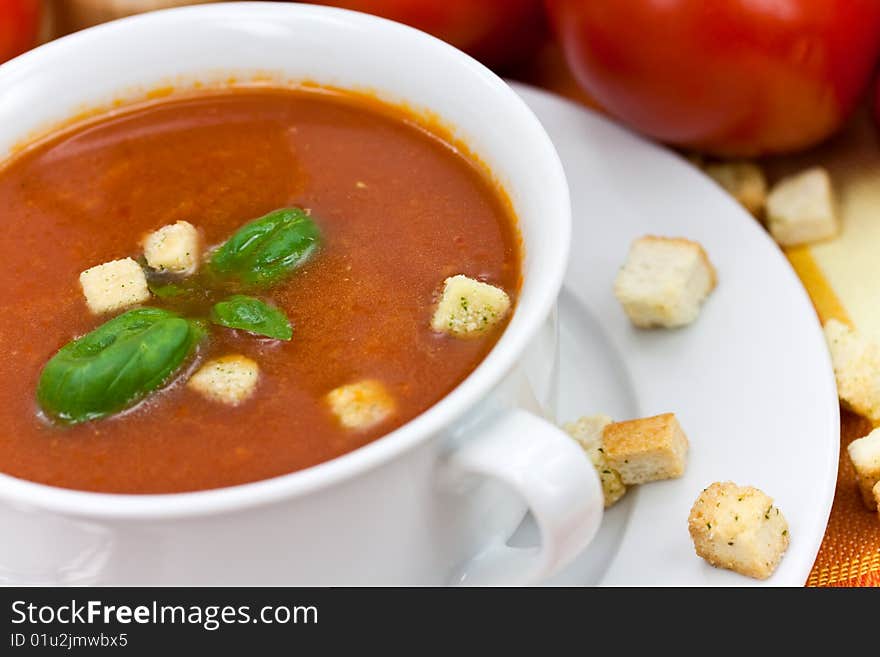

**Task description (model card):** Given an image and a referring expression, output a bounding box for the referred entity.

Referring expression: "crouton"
[431,275,511,338]
[874,481,880,513]
[688,481,790,580]
[602,413,688,484]
[766,167,838,247]
[823,319,880,424]
[187,355,259,406]
[142,220,200,274]
[613,236,716,329]
[79,257,150,314]
[704,161,767,216]
[563,414,627,508]
[847,428,880,510]
[326,379,395,430]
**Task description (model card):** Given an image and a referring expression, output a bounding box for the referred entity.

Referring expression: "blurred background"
[6,0,880,160]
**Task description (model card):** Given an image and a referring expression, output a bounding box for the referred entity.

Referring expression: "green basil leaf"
[148,281,190,299]
[37,308,205,425]
[208,207,320,287]
[210,295,293,340]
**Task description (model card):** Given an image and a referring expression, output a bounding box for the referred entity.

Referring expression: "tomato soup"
[0,88,521,493]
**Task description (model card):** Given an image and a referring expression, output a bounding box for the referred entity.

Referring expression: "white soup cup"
[0,2,602,585]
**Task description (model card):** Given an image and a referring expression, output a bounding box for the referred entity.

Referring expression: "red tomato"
[875,77,880,131]
[0,0,39,64]
[547,0,880,156]
[305,0,547,71]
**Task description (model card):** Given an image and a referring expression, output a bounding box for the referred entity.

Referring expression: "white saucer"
[509,83,839,586]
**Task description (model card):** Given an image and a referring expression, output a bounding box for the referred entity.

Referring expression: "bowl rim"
[0,2,571,519]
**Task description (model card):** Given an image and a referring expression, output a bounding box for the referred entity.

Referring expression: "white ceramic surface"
[0,4,605,585]
[510,84,839,586]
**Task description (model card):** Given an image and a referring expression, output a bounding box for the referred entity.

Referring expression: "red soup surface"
[0,87,521,493]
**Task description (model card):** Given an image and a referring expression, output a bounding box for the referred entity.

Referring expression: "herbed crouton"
[823,319,880,424]
[563,414,627,508]
[431,275,511,338]
[188,355,259,406]
[847,428,880,510]
[766,167,838,247]
[602,413,689,484]
[688,481,790,580]
[326,379,395,430]
[79,257,150,314]
[142,220,200,274]
[613,236,716,329]
[704,161,767,216]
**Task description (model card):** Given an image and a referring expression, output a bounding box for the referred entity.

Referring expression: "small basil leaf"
[37,308,205,425]
[208,207,320,287]
[210,295,293,340]
[148,282,190,299]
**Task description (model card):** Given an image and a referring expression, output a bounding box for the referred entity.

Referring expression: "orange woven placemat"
[808,411,880,586]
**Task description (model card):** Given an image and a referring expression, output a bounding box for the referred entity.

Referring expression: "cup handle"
[443,407,603,586]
